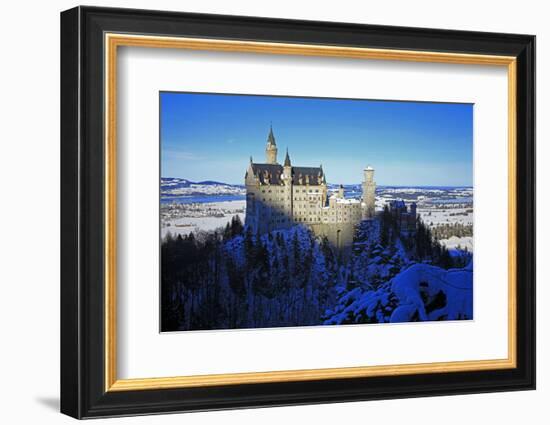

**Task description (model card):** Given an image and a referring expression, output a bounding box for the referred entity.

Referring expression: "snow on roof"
[335,198,360,204]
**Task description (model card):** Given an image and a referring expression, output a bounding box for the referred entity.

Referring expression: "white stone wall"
[258,184,291,231]
[246,166,363,249]
[292,184,326,224]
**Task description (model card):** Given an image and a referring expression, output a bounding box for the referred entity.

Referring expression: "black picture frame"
[61,5,536,419]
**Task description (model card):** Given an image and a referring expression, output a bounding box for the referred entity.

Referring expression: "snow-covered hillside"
[322,215,472,326]
[161,201,473,331]
[324,262,472,325]
[161,177,245,197]
[391,262,473,322]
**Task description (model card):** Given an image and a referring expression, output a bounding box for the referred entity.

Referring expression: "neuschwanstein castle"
[245,126,376,248]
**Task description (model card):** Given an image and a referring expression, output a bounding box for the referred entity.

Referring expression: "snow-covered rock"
[390,262,473,322]
[324,261,473,326]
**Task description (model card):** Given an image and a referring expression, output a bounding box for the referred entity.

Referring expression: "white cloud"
[163,150,202,160]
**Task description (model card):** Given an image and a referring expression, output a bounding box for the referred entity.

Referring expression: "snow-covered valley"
[161,180,473,255]
[161,197,473,332]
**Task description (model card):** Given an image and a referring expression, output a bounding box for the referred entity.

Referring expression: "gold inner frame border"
[104,33,517,392]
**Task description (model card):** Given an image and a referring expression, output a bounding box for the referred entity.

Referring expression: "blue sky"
[160,92,473,186]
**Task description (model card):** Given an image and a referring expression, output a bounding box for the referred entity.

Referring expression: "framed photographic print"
[60,6,536,419]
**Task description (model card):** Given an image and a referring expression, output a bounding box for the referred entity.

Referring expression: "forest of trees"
[324,207,471,325]
[161,209,472,331]
[379,205,455,268]
[431,222,473,240]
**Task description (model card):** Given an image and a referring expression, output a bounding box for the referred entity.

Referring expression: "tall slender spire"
[265,124,278,164]
[284,148,291,167]
[267,123,276,147]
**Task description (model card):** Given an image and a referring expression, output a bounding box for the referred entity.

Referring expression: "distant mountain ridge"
[161,177,245,197]
[161,177,472,200]
[161,177,243,187]
[162,177,471,190]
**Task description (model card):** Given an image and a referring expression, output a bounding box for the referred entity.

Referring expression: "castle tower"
[362,165,376,219]
[282,148,293,225]
[265,125,278,164]
[338,184,345,199]
[283,148,292,175]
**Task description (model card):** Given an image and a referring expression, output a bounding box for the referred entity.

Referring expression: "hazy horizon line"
[161,176,473,188]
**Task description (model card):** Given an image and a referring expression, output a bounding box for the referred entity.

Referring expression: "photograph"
[160,92,474,332]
